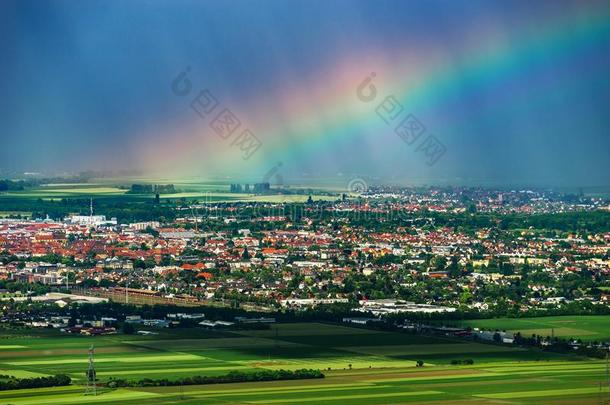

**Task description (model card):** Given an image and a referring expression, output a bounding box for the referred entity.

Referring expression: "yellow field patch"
[477,386,609,399]
[484,362,606,373]
[178,384,388,399]
[257,356,414,371]
[0,369,49,378]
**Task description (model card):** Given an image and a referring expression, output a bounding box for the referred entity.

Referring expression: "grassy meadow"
[0,322,608,404]
[455,315,610,341]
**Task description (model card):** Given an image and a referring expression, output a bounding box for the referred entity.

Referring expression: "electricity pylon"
[85,345,97,396]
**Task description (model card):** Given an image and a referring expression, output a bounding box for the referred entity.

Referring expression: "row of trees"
[450,359,474,365]
[0,374,71,391]
[106,369,324,388]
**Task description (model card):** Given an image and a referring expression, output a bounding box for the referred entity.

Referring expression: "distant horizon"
[2,170,610,194]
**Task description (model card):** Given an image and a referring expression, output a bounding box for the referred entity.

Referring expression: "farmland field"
[0,322,608,404]
[0,182,337,203]
[454,315,610,341]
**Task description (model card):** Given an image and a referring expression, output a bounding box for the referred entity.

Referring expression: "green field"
[455,315,610,341]
[0,211,31,218]
[0,322,607,404]
[0,182,337,203]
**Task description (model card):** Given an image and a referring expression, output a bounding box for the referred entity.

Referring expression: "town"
[2,186,608,320]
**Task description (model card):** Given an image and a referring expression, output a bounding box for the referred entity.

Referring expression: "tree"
[122,322,135,335]
[447,255,460,278]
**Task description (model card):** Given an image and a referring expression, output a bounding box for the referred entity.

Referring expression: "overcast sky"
[1,0,609,187]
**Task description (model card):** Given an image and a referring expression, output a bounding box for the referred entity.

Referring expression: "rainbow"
[137,2,610,182]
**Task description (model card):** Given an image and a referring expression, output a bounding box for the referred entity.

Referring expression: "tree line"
[0,374,71,391]
[106,369,323,388]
